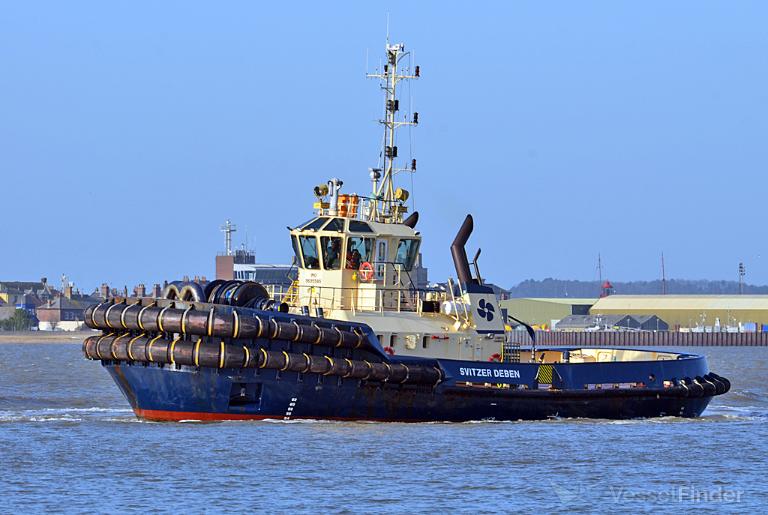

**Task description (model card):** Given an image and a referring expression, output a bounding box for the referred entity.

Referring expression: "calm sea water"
[0,342,766,513]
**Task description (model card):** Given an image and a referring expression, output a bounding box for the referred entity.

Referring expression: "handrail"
[317,197,408,223]
[283,284,447,314]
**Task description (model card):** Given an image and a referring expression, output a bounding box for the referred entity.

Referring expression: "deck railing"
[266,283,450,315]
[316,197,408,224]
[507,330,768,347]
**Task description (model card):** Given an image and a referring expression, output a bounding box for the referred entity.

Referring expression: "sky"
[1,1,767,291]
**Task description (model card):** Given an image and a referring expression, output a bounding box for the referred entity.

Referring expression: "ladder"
[502,337,521,363]
[283,280,299,306]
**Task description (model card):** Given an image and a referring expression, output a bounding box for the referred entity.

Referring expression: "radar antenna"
[367,41,419,223]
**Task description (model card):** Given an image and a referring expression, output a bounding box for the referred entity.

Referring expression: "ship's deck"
[526,348,687,364]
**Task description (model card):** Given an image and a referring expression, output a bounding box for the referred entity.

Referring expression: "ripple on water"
[0,343,766,512]
[0,407,133,423]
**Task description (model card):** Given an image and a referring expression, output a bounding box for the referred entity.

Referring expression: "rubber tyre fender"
[161,281,183,300]
[204,279,226,302]
[213,280,242,305]
[685,377,704,398]
[231,282,270,307]
[705,374,726,395]
[178,282,205,302]
[674,378,690,398]
[711,373,731,393]
[696,375,717,397]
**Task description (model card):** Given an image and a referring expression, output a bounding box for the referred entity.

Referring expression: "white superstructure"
[276,41,519,363]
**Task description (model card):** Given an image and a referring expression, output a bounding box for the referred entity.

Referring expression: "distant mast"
[597,253,613,297]
[597,253,603,297]
[738,262,746,294]
[221,219,237,256]
[597,253,602,284]
[367,40,419,223]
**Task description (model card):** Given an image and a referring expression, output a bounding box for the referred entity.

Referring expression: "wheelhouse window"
[299,236,320,269]
[303,217,329,231]
[346,237,373,269]
[291,235,303,267]
[321,236,342,270]
[395,239,420,270]
[348,221,373,233]
[295,217,316,230]
[323,218,345,232]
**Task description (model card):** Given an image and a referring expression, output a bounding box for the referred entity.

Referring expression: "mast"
[367,41,419,223]
[739,262,746,294]
[597,253,603,283]
[221,219,237,256]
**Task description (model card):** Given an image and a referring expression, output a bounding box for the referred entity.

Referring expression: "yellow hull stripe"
[280,351,291,371]
[121,302,141,329]
[362,360,372,380]
[111,332,129,359]
[323,356,334,375]
[258,348,268,368]
[193,338,202,367]
[94,332,114,360]
[104,302,119,328]
[168,336,180,364]
[127,333,145,361]
[343,358,354,378]
[181,306,193,334]
[254,316,263,338]
[91,302,105,328]
[137,301,156,331]
[157,305,171,332]
[207,307,215,337]
[383,363,392,381]
[232,310,240,338]
[148,334,164,362]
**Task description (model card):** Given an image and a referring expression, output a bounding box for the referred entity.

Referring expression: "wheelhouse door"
[375,239,388,281]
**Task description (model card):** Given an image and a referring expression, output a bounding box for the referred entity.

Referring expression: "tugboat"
[83,41,730,421]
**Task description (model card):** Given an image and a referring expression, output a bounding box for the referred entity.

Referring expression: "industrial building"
[500,298,596,329]
[502,295,768,331]
[555,314,669,332]
[590,295,768,330]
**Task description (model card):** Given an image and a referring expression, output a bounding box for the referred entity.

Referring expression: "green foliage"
[0,309,34,331]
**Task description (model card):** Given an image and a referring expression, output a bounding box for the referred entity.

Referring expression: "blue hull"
[103,351,714,422]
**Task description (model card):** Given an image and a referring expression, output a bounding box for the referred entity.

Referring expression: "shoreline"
[0,330,96,344]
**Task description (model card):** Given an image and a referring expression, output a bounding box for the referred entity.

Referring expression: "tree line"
[0,309,35,331]
[507,278,768,298]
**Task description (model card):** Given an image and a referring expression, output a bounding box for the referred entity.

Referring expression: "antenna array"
[367,42,420,222]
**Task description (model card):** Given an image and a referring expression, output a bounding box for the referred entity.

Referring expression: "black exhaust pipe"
[451,214,477,286]
[402,211,419,229]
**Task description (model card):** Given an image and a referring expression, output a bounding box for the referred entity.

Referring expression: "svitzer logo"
[476,299,495,322]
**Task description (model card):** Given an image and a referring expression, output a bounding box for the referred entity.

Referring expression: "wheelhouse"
[290,217,421,274]
[287,216,425,313]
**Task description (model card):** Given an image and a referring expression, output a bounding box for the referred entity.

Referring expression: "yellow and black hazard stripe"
[536,364,554,384]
